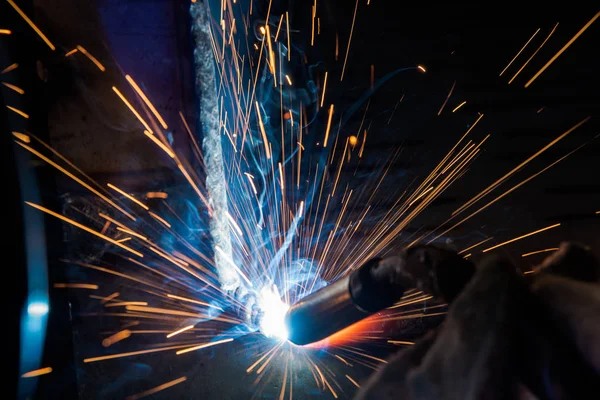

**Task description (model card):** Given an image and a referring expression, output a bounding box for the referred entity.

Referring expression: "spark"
[143,130,175,158]
[0,29,11,34]
[76,45,106,71]
[509,24,558,84]
[54,283,98,289]
[1,63,18,74]
[126,377,187,400]
[26,202,143,257]
[346,375,360,388]
[482,223,560,253]
[452,101,466,112]
[146,191,168,199]
[2,82,24,94]
[64,48,78,57]
[102,330,132,347]
[417,65,426,72]
[341,0,360,81]
[452,117,590,217]
[323,104,334,147]
[321,71,328,107]
[437,80,456,115]
[521,248,559,257]
[499,28,540,76]
[12,132,30,143]
[457,237,493,254]
[255,101,271,158]
[104,302,147,307]
[21,367,53,378]
[167,325,195,338]
[525,11,600,88]
[107,183,150,210]
[100,292,120,303]
[112,86,154,133]
[84,344,195,363]
[6,105,29,118]
[286,12,291,61]
[175,338,234,355]
[387,340,414,345]
[126,75,168,129]
[7,0,55,50]
[116,227,147,240]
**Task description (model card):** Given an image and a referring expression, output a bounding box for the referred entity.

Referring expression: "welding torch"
[284,245,475,345]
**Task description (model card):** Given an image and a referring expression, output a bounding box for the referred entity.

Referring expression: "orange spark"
[320,71,328,107]
[6,105,29,118]
[104,302,147,307]
[116,227,147,241]
[286,12,291,61]
[1,63,19,74]
[166,294,222,310]
[346,375,360,388]
[102,329,132,347]
[12,132,30,143]
[509,24,558,85]
[126,75,168,129]
[521,248,559,257]
[26,202,143,257]
[417,65,426,72]
[107,183,149,210]
[166,325,194,338]
[255,101,271,158]
[143,130,175,158]
[438,80,456,115]
[452,117,589,218]
[341,0,359,81]
[64,48,78,57]
[457,237,494,254]
[126,376,187,400]
[7,0,55,50]
[112,86,153,133]
[387,340,415,345]
[76,45,106,71]
[148,211,171,228]
[54,283,98,289]
[100,292,120,304]
[452,101,466,113]
[525,11,600,88]
[146,191,168,199]
[175,338,234,355]
[2,82,24,94]
[21,367,52,378]
[499,28,540,76]
[84,343,194,363]
[0,29,11,34]
[323,104,334,147]
[482,223,560,253]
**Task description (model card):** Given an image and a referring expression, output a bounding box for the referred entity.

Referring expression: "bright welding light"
[27,301,49,316]
[258,286,289,341]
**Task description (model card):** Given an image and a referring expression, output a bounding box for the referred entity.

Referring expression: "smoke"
[190,2,240,293]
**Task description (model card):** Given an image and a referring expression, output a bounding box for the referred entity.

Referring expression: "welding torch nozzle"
[284,246,474,345]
